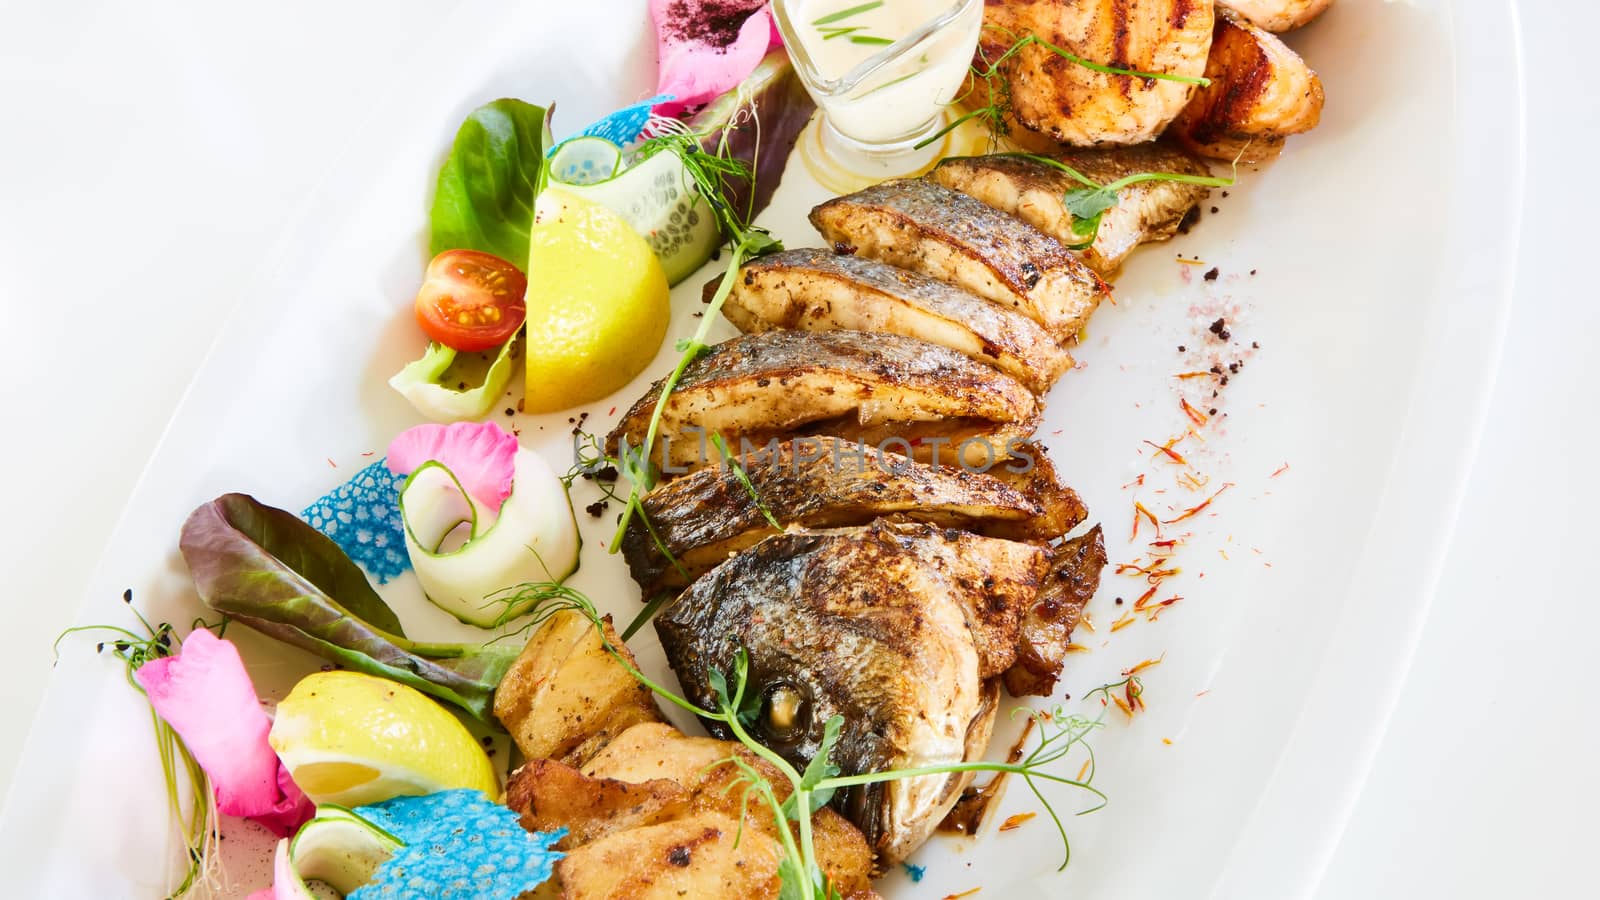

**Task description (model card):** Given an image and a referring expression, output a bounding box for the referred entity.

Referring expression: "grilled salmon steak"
[1167,8,1325,162]
[977,0,1215,147]
[1219,0,1331,31]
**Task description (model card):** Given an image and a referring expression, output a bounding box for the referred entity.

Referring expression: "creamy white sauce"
[788,0,982,145]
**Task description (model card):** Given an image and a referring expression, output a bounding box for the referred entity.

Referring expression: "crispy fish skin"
[930,146,1214,277]
[654,521,1047,866]
[979,0,1214,147]
[718,248,1073,393]
[622,439,1052,594]
[1004,525,1108,697]
[1167,9,1325,163]
[809,179,1109,340]
[1219,0,1331,31]
[981,441,1089,542]
[605,329,1038,474]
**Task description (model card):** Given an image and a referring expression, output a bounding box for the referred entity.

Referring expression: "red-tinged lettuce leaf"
[688,49,817,228]
[179,494,521,725]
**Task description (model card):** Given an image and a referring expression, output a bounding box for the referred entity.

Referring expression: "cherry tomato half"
[414,249,528,352]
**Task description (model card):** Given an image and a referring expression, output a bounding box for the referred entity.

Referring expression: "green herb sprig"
[54,592,226,898]
[998,152,1238,248]
[605,115,782,562]
[493,582,1115,896]
[917,27,1212,151]
[812,1,883,26]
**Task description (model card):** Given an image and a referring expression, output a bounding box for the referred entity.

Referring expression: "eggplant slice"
[622,439,1085,594]
[809,178,1109,339]
[930,146,1213,277]
[717,248,1073,393]
[606,329,1038,475]
[655,521,1048,866]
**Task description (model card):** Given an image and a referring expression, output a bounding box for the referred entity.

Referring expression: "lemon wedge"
[522,187,671,413]
[270,671,498,807]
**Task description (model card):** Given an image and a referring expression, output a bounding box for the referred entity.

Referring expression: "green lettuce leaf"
[388,336,518,423]
[179,493,521,725]
[429,99,554,266]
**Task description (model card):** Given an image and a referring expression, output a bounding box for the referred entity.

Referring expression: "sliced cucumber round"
[271,807,402,898]
[549,139,720,285]
[400,448,580,627]
[548,136,623,186]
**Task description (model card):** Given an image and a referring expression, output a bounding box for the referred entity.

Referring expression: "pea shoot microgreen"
[53,591,227,898]
[603,112,783,566]
[996,152,1239,248]
[493,582,1120,896]
[709,431,783,530]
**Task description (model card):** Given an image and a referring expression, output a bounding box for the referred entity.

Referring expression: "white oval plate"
[0,0,1522,896]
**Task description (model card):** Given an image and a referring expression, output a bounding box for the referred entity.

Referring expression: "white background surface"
[0,1,1591,896]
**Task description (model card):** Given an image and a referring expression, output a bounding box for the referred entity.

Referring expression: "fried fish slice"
[622,439,1073,594]
[1219,0,1332,31]
[1004,525,1107,697]
[809,179,1109,339]
[605,329,1039,474]
[930,146,1214,277]
[580,722,877,897]
[978,0,1214,147]
[1167,9,1325,163]
[553,813,782,899]
[506,758,690,850]
[655,521,1048,866]
[492,609,664,768]
[718,248,1073,393]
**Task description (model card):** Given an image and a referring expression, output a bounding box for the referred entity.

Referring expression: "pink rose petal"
[134,630,313,837]
[386,421,519,512]
[650,0,779,118]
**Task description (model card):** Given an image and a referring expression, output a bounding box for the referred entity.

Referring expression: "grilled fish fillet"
[1004,525,1107,696]
[1167,9,1325,162]
[1219,0,1331,31]
[606,329,1038,474]
[655,521,1048,866]
[978,0,1214,147]
[622,439,1081,593]
[810,180,1108,339]
[930,146,1213,277]
[718,248,1073,393]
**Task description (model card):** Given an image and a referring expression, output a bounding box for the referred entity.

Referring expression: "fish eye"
[762,682,809,739]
